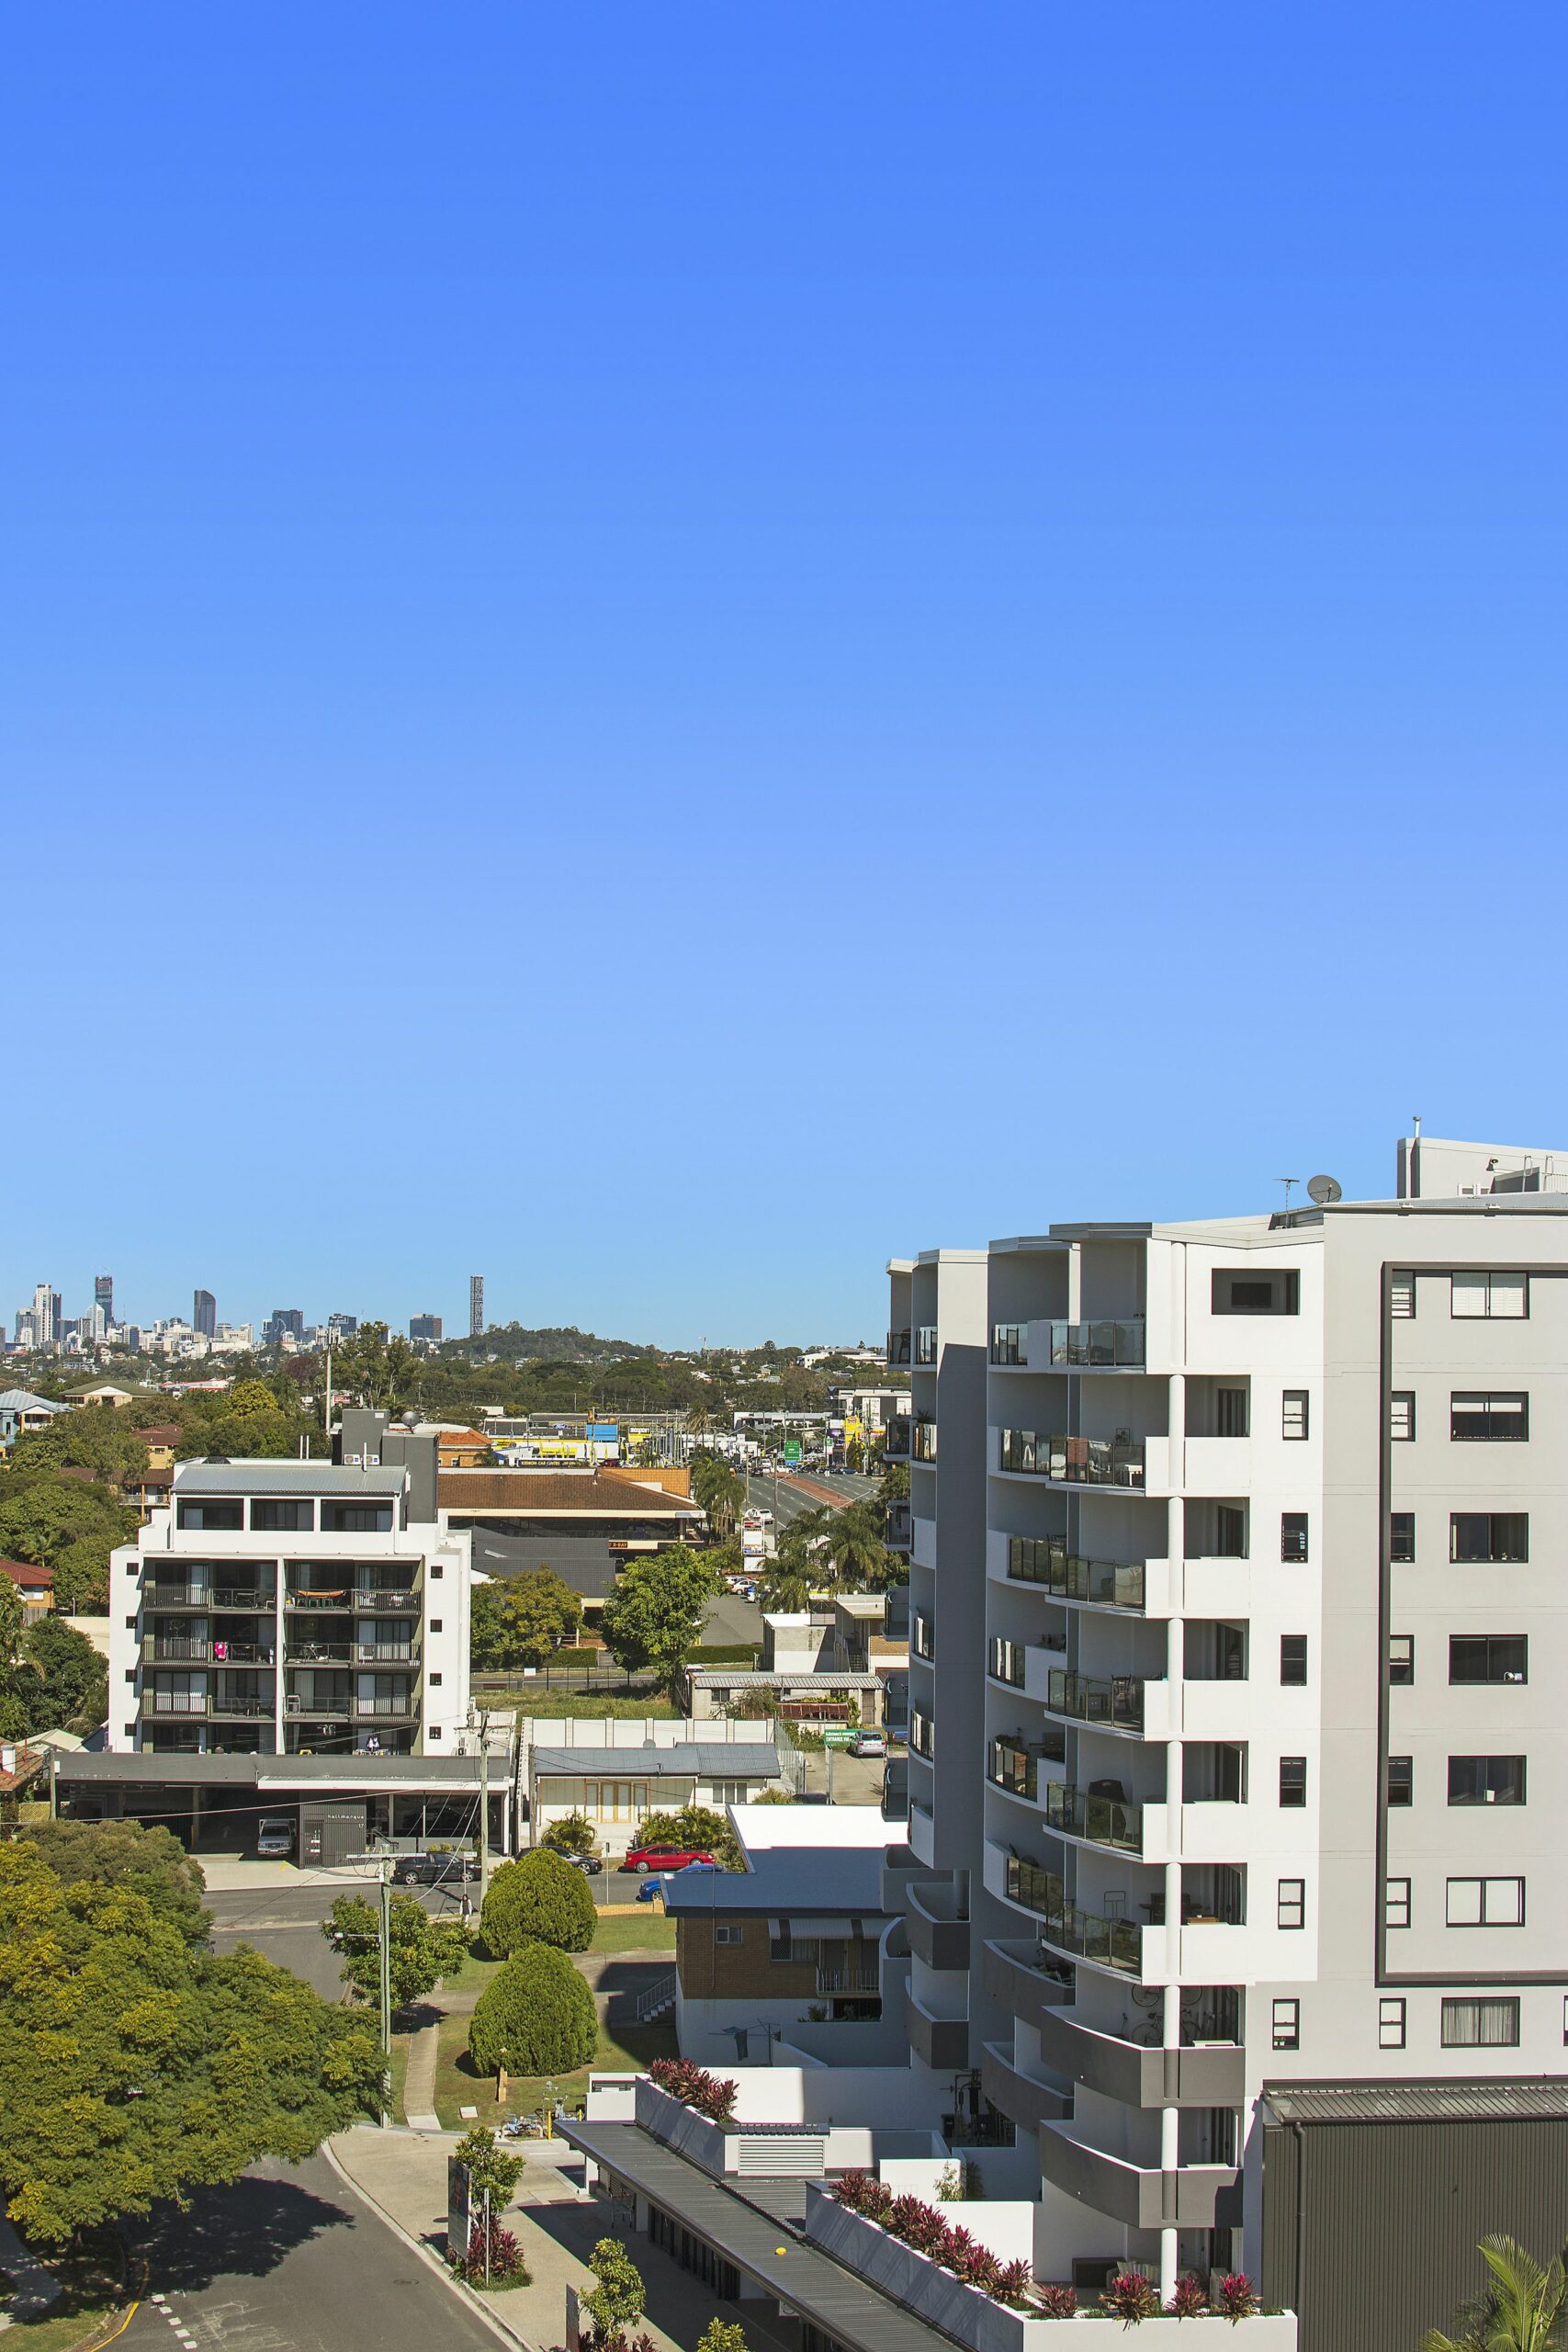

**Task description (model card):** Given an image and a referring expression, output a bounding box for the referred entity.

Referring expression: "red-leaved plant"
[1216,2274,1258,2324]
[647,2057,738,2120]
[961,2248,1006,2297]
[1104,2271,1161,2325]
[460,2220,527,2283]
[1037,2282,1077,2318]
[832,2171,894,2222]
[1167,2274,1210,2318]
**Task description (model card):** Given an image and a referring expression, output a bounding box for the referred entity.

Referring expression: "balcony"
[355,1585,420,1611]
[1006,1537,1150,1613]
[911,1419,938,1464]
[1044,1318,1145,1370]
[209,1585,276,1611]
[143,1634,209,1663]
[286,1690,352,1719]
[209,1685,275,1718]
[981,2041,1072,2135]
[884,1419,912,1462]
[911,1612,935,1663]
[285,1585,354,1612]
[142,1583,209,1610]
[914,1326,938,1367]
[1039,1666,1160,1737]
[1043,1779,1145,1857]
[886,1328,912,1367]
[355,1692,419,1722]
[1032,2005,1245,2109]
[816,1960,881,1996]
[906,1881,970,1971]
[990,1324,1026,1366]
[982,1938,1075,2038]
[284,1635,354,1664]
[1000,1854,1144,1976]
[145,1690,209,1716]
[987,1732,1065,1805]
[904,1985,969,2071]
[1038,2120,1235,2231]
[355,1641,419,1664]
[987,1635,1026,1690]
[998,1430,1145,1488]
[879,1842,922,1914]
[886,1501,912,1550]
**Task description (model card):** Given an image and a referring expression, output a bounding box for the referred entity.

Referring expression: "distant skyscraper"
[264,1307,305,1347]
[193,1289,217,1338]
[32,1283,61,1346]
[468,1275,484,1339]
[327,1312,358,1340]
[409,1312,443,1343]
[95,1273,114,1325]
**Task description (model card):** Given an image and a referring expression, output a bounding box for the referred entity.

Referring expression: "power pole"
[378,1858,392,2113]
[477,1706,492,1902]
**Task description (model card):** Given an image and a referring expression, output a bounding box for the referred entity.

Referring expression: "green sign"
[783,1439,802,1464]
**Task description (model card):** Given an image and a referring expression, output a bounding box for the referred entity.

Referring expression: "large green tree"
[0,1478,137,1612]
[323,1892,468,2016]
[8,1408,150,1487]
[0,1841,379,2243]
[333,1322,421,1413]
[599,1547,718,1698]
[468,1944,596,2076]
[176,1378,301,1462]
[24,1820,209,1946]
[479,1851,596,1957]
[470,1571,582,1671]
[21,1618,107,1734]
[824,1500,897,1592]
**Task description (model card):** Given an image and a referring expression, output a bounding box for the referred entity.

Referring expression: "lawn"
[428,2007,677,2131]
[508,1693,678,1719]
[587,1911,675,1955]
[0,2254,127,2350]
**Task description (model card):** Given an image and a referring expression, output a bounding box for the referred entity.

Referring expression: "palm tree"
[824,1501,895,1593]
[1423,2238,1568,2352]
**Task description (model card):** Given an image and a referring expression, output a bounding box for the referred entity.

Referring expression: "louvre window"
[1450,1272,1528,1319]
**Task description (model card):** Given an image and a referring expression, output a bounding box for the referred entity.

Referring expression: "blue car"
[636,1875,666,1902]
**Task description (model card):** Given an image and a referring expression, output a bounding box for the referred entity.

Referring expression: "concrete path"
[404,2006,443,2133]
[0,2202,62,2320]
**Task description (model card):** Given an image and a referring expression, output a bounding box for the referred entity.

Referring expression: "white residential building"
[107,1454,470,1758]
[881,1132,1568,2315]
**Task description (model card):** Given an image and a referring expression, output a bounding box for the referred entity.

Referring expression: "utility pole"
[474,1704,493,1901]
[349,1849,395,2125]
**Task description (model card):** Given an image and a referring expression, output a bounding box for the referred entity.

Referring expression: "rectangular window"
[1387,1756,1413,1807]
[1281,1390,1310,1441]
[1280,1635,1308,1686]
[1442,1996,1520,2047]
[1385,1877,1411,1928]
[1451,1271,1529,1319]
[1213,1269,1301,1317]
[1450,1392,1529,1442]
[909,1708,934,1760]
[1279,1757,1307,1808]
[1450,1513,1529,1564]
[321,1502,394,1533]
[1278,1877,1305,1929]
[250,1498,314,1531]
[1214,1504,1247,1559]
[176,1498,243,1531]
[1448,1755,1527,1806]
[1215,1385,1250,1437]
[1388,1635,1414,1686]
[1446,1876,1525,1927]
[1271,1998,1300,2052]
[1379,1997,1406,2050]
[1390,1511,1416,1564]
[1391,1271,1416,1317]
[1450,1635,1528,1685]
[1280,1512,1308,1564]
[715,1924,742,1946]
[1389,1392,1416,1442]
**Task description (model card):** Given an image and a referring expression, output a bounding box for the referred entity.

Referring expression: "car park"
[256,1815,297,1858]
[849,1729,886,1758]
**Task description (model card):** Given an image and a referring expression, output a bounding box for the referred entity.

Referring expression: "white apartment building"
[885,1133,1568,2329]
[108,1454,471,1758]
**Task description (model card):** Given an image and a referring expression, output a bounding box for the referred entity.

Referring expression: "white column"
[1160,1390,1185,2303]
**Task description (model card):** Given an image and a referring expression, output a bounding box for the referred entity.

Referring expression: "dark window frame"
[1281,1390,1310,1441]
[1271,1997,1300,2052]
[1277,1877,1305,1929]
[1449,1634,1528,1686]
[1448,1754,1527,1807]
[1441,1996,1520,2047]
[1280,1634,1308,1687]
[1212,1269,1301,1317]
[1450,1512,1529,1564]
[1390,1511,1416,1564]
[1387,1756,1413,1807]
[1387,1634,1414,1686]
[1450,1392,1529,1443]
[1279,1757,1307,1808]
[1280,1512,1309,1564]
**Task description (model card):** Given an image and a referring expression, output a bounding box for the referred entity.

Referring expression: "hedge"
[480,1850,598,1957]
[468,1944,598,2076]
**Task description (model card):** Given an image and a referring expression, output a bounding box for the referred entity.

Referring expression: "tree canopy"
[0,1840,379,2242]
[632,1804,742,1871]
[0,1612,110,1742]
[479,1850,597,1957]
[468,1943,596,2076]
[0,1476,138,1613]
[26,1820,210,1946]
[323,1892,468,2015]
[470,1570,581,1670]
[599,1547,718,1697]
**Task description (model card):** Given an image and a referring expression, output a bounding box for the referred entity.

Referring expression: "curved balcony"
[1042,1779,1146,1858]
[1038,2120,1236,2230]
[1036,1666,1167,1740]
[904,1984,969,2071]
[1033,2005,1245,2109]
[906,1880,970,1972]
[981,2041,1072,2136]
[987,1731,1065,1806]
[998,1430,1146,1489]
[1005,1537,1154,1615]
[982,1938,1074,2037]
[1043,1318,1145,1370]
[884,1419,912,1462]
[994,1853,1159,1981]
[886,1329,912,1367]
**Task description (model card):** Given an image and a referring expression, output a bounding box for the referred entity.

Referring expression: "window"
[1280,1513,1309,1564]
[1271,1998,1300,2052]
[1442,1996,1519,2048]
[1213,1269,1300,1317]
[1389,1392,1416,1442]
[1450,1635,1528,1685]
[1388,1635,1414,1686]
[1390,1512,1416,1564]
[1281,1390,1310,1441]
[1387,1757,1413,1807]
[176,1499,243,1531]
[1278,1877,1305,1929]
[1446,1876,1525,1927]
[429,1620,443,1634]
[1451,1271,1528,1319]
[1385,1877,1411,1929]
[909,1708,934,1760]
[1391,1271,1416,1318]
[715,1924,742,1946]
[429,1671,442,1686]
[713,1780,749,1805]
[1448,1755,1527,1806]
[1379,1997,1406,2050]
[1280,1757,1307,1808]
[250,1498,313,1530]
[1214,1504,1247,1558]
[1280,1635,1308,1686]
[1450,1393,1529,1442]
[321,1502,393,1533]
[124,1668,135,1683]
[430,1564,444,1577]
[1216,1386,1250,1437]
[1450,1513,1529,1564]
[1562,1995,1568,2046]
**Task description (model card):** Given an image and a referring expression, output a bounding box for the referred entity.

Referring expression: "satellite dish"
[1307,1173,1342,1205]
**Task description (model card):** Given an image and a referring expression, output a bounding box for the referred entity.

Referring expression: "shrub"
[1168,2275,1210,2318]
[942,2223,977,2271]
[542,1812,598,1859]
[961,2247,1005,2297]
[583,2237,645,2342]
[455,2123,525,2211]
[479,1849,597,1956]
[1105,2271,1161,2325]
[468,1944,596,2076]
[458,2219,528,2284]
[1216,2274,1258,2324]
[648,2057,738,2120]
[1009,2267,1053,2312]
[832,2170,893,2222]
[697,2324,749,2352]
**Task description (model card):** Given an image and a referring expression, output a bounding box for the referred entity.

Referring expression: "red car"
[623,1846,715,1875]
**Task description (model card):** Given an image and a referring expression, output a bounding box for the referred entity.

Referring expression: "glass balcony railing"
[990,1325,1026,1365]
[209,1586,276,1611]
[915,1326,938,1366]
[998,1430,1145,1487]
[1007,1537,1146,1611]
[912,1613,935,1662]
[987,1733,1064,1802]
[988,1636,1027,1688]
[1043,1780,1145,1855]
[1002,1855,1143,1974]
[886,1501,912,1547]
[912,1419,938,1463]
[885,1419,912,1461]
[1043,1668,1152,1733]
[886,1329,912,1366]
[1047,1318,1145,1368]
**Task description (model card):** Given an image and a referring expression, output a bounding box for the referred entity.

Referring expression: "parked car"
[256,1815,297,1858]
[562,1852,604,1876]
[391,1850,477,1886]
[623,1846,715,1874]
[849,1730,886,1758]
[636,1876,667,1903]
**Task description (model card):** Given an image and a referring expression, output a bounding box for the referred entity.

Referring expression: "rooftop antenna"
[1277,1176,1301,1213]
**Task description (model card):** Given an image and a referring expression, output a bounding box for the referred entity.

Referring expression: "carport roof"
[55,1752,491,1791]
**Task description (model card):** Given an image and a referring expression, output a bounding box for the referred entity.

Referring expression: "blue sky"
[6,6,1568,1345]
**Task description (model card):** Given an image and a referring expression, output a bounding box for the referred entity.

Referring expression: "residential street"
[204,1876,466,1998]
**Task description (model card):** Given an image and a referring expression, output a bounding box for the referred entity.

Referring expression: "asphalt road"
[745,1469,878,1533]
[206,1880,467,1998]
[120,2152,504,2352]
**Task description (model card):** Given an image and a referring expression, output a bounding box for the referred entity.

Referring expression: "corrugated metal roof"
[561,2120,952,2352]
[174,1462,407,1497]
[1265,2078,1568,2125]
[55,1752,491,1788]
[686,1670,882,1690]
[662,1849,886,1917]
[531,1741,779,1779]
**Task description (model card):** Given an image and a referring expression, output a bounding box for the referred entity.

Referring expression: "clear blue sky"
[6,6,1568,1346]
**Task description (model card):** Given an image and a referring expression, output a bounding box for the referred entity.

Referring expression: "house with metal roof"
[0,1388,67,1445]
[516,1714,784,1856]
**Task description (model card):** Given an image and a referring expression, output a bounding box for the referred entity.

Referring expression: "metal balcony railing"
[285,1589,353,1611]
[355,1587,419,1611]
[209,1690,274,1717]
[998,1430,1145,1487]
[816,1965,881,1995]
[1043,1668,1151,1733]
[1043,1781,1145,1855]
[209,1587,276,1611]
[1002,1855,1143,1974]
[1007,1538,1146,1611]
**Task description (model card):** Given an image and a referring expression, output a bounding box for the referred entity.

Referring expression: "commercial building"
[409,1312,443,1343]
[438,1464,703,1622]
[264,1307,305,1347]
[193,1289,217,1339]
[681,1668,887,1729]
[874,1129,1568,2335]
[107,1447,471,1759]
[95,1274,114,1324]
